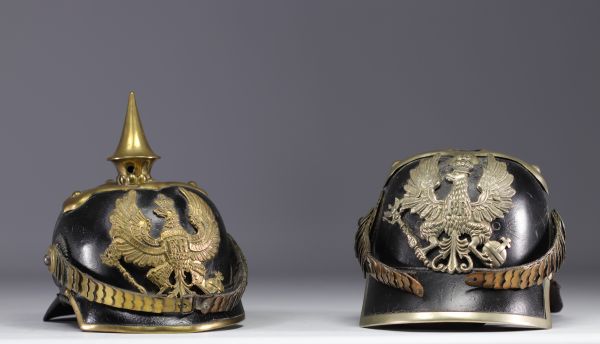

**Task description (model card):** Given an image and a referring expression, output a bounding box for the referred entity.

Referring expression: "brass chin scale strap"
[355,207,565,297]
[46,234,247,315]
[464,210,566,290]
[355,208,424,297]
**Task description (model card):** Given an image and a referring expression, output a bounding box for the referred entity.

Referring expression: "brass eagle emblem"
[101,187,224,297]
[384,153,515,273]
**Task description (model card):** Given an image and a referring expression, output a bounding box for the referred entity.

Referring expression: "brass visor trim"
[360,278,551,329]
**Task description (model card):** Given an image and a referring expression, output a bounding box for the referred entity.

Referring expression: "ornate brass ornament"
[383,153,516,273]
[108,92,160,185]
[389,150,547,192]
[101,188,224,297]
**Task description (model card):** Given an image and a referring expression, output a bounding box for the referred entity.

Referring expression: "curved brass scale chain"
[101,187,224,297]
[355,207,424,297]
[383,153,515,274]
[46,233,248,315]
[464,210,566,290]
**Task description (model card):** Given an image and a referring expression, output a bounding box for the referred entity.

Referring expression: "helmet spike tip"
[108,92,159,185]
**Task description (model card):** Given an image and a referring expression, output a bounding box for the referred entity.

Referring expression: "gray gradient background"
[1,0,597,280]
[0,0,599,329]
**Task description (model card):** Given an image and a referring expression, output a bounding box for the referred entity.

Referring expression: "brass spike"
[108,92,160,185]
[109,92,159,161]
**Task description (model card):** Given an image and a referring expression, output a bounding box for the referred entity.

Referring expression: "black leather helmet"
[355,150,565,329]
[43,92,247,332]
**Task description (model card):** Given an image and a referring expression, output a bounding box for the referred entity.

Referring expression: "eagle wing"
[471,154,516,222]
[399,153,444,221]
[107,190,165,267]
[179,187,220,262]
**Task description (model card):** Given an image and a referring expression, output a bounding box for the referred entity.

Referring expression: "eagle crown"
[153,195,181,233]
[446,154,478,182]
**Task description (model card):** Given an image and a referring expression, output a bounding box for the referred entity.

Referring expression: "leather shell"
[362,272,546,317]
[45,186,244,328]
[373,157,551,270]
[359,154,559,328]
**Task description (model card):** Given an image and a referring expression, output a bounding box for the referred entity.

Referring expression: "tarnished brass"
[355,207,424,297]
[384,153,515,274]
[465,210,566,289]
[47,245,194,313]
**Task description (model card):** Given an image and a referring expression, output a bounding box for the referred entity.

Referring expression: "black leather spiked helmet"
[355,150,565,329]
[43,92,247,332]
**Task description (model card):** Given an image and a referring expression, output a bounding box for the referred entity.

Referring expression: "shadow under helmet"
[43,92,247,333]
[355,150,565,329]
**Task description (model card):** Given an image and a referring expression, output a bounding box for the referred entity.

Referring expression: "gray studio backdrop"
[0,1,598,286]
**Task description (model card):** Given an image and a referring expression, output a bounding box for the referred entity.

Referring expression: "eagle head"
[446,154,478,181]
[153,194,177,219]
